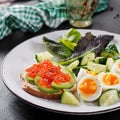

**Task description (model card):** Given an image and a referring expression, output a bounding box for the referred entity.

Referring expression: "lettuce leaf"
[43,36,72,58]
[59,28,81,51]
[58,32,114,65]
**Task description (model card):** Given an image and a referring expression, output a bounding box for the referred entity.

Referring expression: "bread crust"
[20,73,62,100]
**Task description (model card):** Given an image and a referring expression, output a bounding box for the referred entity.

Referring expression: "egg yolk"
[102,73,120,86]
[79,78,97,96]
[86,70,96,76]
[118,63,120,68]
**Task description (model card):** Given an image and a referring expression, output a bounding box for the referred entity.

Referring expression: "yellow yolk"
[79,78,97,96]
[118,63,120,68]
[102,73,120,86]
[86,70,96,76]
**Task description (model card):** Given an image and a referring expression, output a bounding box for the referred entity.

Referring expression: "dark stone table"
[0,0,120,119]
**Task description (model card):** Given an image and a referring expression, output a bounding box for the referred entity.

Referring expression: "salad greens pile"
[43,28,116,66]
[43,28,81,58]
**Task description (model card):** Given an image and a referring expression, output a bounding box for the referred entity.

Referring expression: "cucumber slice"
[106,58,114,71]
[87,61,106,74]
[35,51,54,62]
[98,89,119,106]
[94,57,107,64]
[67,60,79,71]
[81,52,95,66]
[61,90,80,106]
[105,42,119,53]
[100,49,119,58]
[113,56,120,61]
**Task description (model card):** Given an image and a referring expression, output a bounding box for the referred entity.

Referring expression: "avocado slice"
[35,75,60,93]
[51,67,76,89]
[25,74,35,84]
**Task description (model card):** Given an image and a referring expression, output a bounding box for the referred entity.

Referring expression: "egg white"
[111,59,120,75]
[77,68,96,81]
[77,75,102,102]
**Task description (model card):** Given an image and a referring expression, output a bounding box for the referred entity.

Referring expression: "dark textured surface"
[0,0,120,119]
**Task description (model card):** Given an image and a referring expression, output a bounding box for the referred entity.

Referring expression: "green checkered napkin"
[0,0,109,40]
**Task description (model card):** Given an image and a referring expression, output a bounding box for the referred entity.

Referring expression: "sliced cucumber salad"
[80,52,95,66]
[61,90,80,106]
[98,89,119,106]
[35,51,54,62]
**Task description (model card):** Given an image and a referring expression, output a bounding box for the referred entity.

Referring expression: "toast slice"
[20,72,63,100]
[20,67,77,100]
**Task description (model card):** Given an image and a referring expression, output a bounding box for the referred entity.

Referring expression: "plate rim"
[1,29,120,115]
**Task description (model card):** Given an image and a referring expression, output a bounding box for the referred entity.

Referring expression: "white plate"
[1,29,120,115]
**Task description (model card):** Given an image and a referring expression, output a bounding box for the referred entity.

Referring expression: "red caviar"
[26,60,71,88]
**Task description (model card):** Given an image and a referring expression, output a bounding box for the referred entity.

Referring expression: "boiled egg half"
[98,72,120,91]
[77,74,102,102]
[111,59,120,75]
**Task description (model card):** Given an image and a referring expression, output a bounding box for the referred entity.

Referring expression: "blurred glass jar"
[65,0,98,28]
[0,0,16,3]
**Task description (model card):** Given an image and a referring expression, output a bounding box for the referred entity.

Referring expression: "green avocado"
[34,65,76,93]
[25,74,35,84]
[34,75,60,93]
[51,67,76,89]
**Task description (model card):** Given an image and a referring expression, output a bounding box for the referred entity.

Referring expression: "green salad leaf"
[62,28,81,43]
[59,28,81,51]
[58,32,114,65]
[42,28,82,58]
[59,39,77,51]
[43,36,72,58]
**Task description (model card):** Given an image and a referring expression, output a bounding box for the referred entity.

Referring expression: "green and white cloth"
[0,0,109,40]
